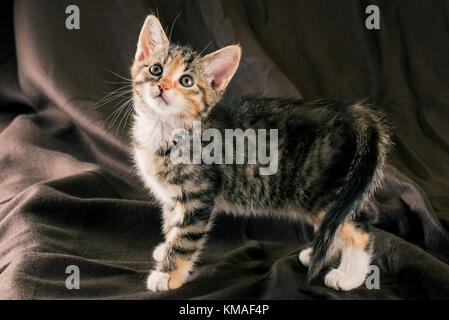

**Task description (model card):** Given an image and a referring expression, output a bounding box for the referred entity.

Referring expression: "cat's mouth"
[154,93,168,105]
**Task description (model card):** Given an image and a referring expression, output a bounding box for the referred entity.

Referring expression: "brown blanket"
[0,0,448,299]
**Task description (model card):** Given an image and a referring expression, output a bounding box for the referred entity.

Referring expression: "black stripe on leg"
[176,208,210,228]
[174,191,208,204]
[180,232,205,241]
[171,245,197,256]
[160,259,176,273]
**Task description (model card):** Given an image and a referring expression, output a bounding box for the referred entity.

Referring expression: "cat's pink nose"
[159,80,171,92]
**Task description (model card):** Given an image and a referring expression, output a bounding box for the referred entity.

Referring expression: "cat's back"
[208,96,390,216]
[208,96,371,131]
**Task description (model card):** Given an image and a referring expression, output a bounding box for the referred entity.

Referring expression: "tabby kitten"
[131,15,391,292]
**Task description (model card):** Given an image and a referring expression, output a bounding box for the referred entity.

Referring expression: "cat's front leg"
[152,204,178,262]
[147,201,214,292]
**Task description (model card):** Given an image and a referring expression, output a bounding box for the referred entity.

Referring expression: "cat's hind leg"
[324,221,372,291]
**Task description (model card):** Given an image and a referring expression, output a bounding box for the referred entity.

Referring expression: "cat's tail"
[306,105,391,284]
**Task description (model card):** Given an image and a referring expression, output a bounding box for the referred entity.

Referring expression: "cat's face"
[131,15,241,121]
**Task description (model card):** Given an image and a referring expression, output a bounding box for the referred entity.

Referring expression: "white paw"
[324,268,366,291]
[147,271,170,292]
[146,270,186,292]
[299,247,312,267]
[152,243,166,262]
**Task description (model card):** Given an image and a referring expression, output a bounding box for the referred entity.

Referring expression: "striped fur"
[131,16,392,292]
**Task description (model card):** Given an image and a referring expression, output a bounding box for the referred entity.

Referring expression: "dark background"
[0,0,448,299]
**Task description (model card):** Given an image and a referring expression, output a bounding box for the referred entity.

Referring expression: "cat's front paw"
[147,270,186,292]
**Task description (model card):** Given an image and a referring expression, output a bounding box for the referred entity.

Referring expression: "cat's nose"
[158,81,171,92]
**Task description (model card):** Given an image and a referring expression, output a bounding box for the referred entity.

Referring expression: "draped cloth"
[0,0,448,299]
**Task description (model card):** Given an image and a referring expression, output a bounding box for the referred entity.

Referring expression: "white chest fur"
[134,146,181,205]
[133,114,182,205]
[133,111,177,152]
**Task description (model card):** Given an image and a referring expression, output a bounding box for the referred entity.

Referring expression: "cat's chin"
[154,95,168,105]
[137,99,170,118]
[142,100,189,122]
[137,102,185,126]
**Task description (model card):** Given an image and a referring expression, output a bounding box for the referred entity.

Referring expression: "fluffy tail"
[306,108,391,283]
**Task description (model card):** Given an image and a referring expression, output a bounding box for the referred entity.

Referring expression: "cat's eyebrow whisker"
[168,12,182,44]
[198,41,213,56]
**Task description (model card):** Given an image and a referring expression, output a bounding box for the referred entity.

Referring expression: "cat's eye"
[149,64,163,76]
[179,75,194,87]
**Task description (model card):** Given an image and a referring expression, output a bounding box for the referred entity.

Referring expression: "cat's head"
[131,15,241,121]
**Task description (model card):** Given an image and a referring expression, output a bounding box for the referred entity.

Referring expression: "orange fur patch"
[184,96,202,118]
[310,209,325,227]
[168,257,192,289]
[339,222,369,250]
[165,54,184,87]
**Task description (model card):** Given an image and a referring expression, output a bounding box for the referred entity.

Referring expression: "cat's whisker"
[103,67,133,82]
[122,105,135,133]
[104,96,133,129]
[96,87,132,104]
[91,87,133,110]
[103,80,132,85]
[115,99,134,135]
[98,87,133,102]
[91,93,131,112]
[107,107,128,131]
[111,98,131,127]
[104,104,126,129]
[92,84,132,103]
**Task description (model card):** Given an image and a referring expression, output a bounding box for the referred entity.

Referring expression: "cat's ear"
[202,45,241,91]
[135,15,169,61]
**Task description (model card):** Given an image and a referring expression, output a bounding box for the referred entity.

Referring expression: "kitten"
[130,15,391,292]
